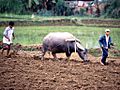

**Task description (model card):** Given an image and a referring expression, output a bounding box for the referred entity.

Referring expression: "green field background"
[0,26,120,49]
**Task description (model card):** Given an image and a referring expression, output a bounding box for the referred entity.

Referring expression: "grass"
[0,13,87,21]
[0,14,120,21]
[0,26,120,49]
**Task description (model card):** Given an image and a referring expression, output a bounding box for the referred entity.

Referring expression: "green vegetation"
[0,26,120,49]
[0,0,119,18]
[0,0,70,16]
[0,14,119,22]
[102,0,120,18]
[0,14,94,21]
[0,0,29,14]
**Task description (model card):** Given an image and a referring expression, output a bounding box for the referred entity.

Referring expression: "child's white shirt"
[3,26,14,45]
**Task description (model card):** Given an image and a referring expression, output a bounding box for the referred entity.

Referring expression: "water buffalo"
[40,32,88,61]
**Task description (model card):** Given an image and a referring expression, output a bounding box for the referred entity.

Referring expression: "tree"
[103,0,120,18]
[0,0,33,14]
[0,0,23,14]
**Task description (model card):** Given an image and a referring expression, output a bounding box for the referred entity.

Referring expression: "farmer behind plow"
[1,21,15,56]
[99,29,114,65]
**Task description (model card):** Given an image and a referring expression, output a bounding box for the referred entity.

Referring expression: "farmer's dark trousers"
[101,48,108,64]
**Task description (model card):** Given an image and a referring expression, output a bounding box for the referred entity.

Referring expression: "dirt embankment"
[0,19,74,26]
[0,19,120,28]
[0,48,120,90]
[80,19,120,28]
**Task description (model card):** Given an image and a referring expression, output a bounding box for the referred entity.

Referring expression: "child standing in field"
[1,21,15,56]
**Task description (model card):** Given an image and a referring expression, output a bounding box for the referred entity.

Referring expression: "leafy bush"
[0,0,31,14]
[103,0,120,18]
[79,8,86,16]
[54,0,65,16]
[38,9,54,16]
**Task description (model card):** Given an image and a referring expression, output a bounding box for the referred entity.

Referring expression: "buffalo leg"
[40,52,45,60]
[1,48,4,55]
[40,47,46,60]
[52,52,57,60]
[66,52,71,60]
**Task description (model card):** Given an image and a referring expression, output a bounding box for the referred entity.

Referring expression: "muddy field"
[0,50,120,90]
